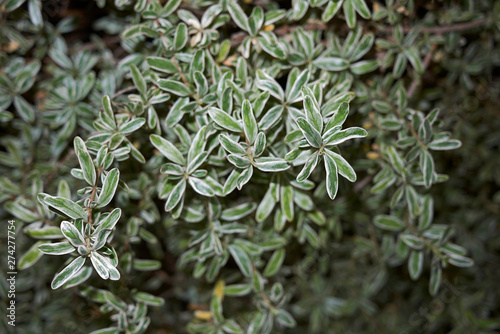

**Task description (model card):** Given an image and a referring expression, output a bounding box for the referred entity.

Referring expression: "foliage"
[1,0,499,333]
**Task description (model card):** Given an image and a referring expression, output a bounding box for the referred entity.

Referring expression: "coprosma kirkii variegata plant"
[2,0,496,333]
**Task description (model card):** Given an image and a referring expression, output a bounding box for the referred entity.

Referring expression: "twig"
[171,57,190,87]
[407,43,437,98]
[412,18,489,34]
[46,149,76,185]
[112,86,136,99]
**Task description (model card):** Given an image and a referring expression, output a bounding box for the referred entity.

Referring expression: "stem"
[111,86,137,99]
[171,57,190,87]
[46,149,76,185]
[407,44,437,98]
[87,169,102,225]
[413,18,489,34]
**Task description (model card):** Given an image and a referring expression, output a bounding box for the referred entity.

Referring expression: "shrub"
[1,0,499,333]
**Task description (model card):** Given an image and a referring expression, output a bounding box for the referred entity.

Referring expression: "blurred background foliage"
[0,0,499,333]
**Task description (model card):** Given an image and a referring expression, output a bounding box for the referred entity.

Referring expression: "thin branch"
[413,18,489,34]
[46,149,76,185]
[407,43,437,98]
[112,86,136,99]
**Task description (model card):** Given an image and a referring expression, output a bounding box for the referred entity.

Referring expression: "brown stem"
[111,86,136,99]
[46,149,76,185]
[407,43,437,98]
[412,18,489,34]
[171,57,190,87]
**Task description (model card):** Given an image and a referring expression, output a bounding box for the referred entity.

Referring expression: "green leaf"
[254,157,290,172]
[324,153,339,200]
[188,126,207,163]
[119,118,145,134]
[254,132,266,157]
[322,0,343,22]
[96,208,122,231]
[325,149,356,182]
[313,57,349,71]
[428,139,462,151]
[447,254,474,268]
[343,0,356,28]
[404,47,423,73]
[219,134,246,155]
[287,69,309,103]
[228,154,252,169]
[408,250,423,280]
[221,203,257,221]
[258,105,283,130]
[74,137,96,186]
[223,319,244,334]
[405,185,420,218]
[296,152,319,182]
[64,266,92,289]
[303,95,323,133]
[61,221,85,247]
[165,179,186,211]
[418,196,434,231]
[225,283,251,296]
[276,309,296,328]
[374,215,405,231]
[296,117,322,148]
[18,241,43,270]
[350,60,380,75]
[158,79,191,96]
[218,223,248,234]
[263,248,285,277]
[400,234,424,250]
[352,0,371,19]
[90,252,110,280]
[51,257,86,289]
[189,177,215,197]
[350,33,374,62]
[323,102,349,132]
[162,0,182,16]
[24,223,63,239]
[187,152,208,174]
[5,201,38,222]
[386,146,405,174]
[133,292,165,306]
[429,262,442,296]
[133,259,162,271]
[256,185,277,223]
[420,150,434,188]
[247,6,264,36]
[174,23,188,50]
[242,100,258,144]
[228,1,249,32]
[323,126,367,146]
[4,0,27,12]
[228,244,252,277]
[281,183,294,221]
[13,95,35,123]
[130,64,147,95]
[194,71,208,96]
[208,107,243,132]
[147,57,177,73]
[39,241,75,255]
[96,168,119,209]
[44,196,86,221]
[150,134,186,165]
[256,70,284,101]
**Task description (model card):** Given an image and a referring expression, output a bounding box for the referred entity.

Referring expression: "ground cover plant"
[1,0,499,333]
